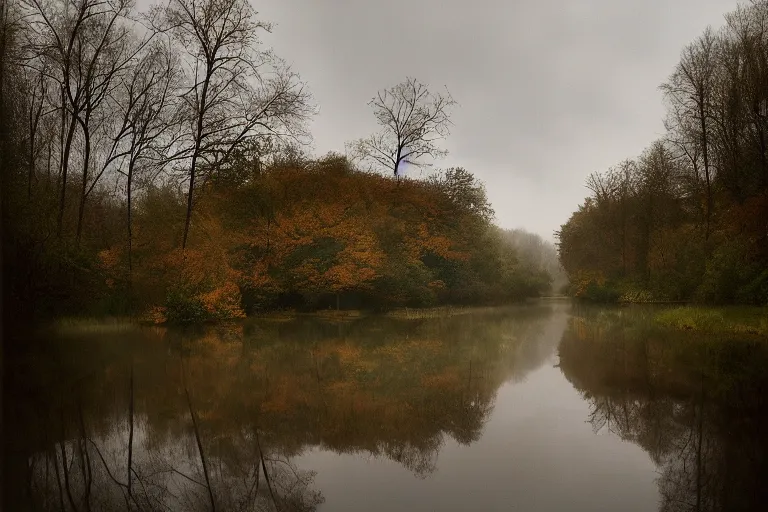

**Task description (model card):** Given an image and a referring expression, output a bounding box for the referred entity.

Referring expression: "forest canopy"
[557,0,768,305]
[0,0,557,325]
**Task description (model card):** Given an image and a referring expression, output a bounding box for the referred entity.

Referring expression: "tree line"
[557,0,768,304]
[0,0,557,325]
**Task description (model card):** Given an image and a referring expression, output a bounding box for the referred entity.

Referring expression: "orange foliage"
[723,191,768,259]
[125,154,527,317]
[200,281,246,319]
[97,247,123,289]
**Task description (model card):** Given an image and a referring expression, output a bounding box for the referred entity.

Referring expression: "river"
[4,302,768,511]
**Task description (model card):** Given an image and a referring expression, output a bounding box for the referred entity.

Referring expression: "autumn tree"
[4,0,556,324]
[560,2,768,304]
[157,0,313,248]
[349,77,456,178]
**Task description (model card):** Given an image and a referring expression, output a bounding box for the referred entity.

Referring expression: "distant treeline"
[557,0,768,304]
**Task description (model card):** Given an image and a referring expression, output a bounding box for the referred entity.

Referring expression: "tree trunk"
[699,94,712,240]
[75,122,92,245]
[395,146,402,186]
[57,112,77,237]
[182,71,211,249]
[756,114,767,187]
[28,100,42,199]
[28,128,35,199]
[126,159,134,283]
[182,158,196,249]
[46,138,52,188]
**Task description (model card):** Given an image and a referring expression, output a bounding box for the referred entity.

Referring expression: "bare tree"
[157,0,313,249]
[348,77,456,178]
[21,62,49,199]
[723,1,768,188]
[22,0,149,241]
[660,27,719,238]
[108,39,180,279]
[70,0,148,244]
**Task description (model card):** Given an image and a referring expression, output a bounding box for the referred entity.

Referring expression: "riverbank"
[41,300,561,334]
[654,306,768,337]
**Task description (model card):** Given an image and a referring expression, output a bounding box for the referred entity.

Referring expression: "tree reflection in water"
[4,305,559,510]
[559,306,768,512]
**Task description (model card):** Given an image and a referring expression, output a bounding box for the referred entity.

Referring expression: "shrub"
[737,269,768,306]
[164,286,208,324]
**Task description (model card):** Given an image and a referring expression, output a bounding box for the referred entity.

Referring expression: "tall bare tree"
[724,2,768,188]
[157,0,313,249]
[106,39,180,278]
[22,0,148,241]
[21,63,49,199]
[661,27,718,238]
[349,77,456,178]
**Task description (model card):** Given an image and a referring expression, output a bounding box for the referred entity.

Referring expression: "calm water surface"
[5,302,768,511]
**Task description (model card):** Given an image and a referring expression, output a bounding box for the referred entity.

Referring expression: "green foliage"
[655,307,768,336]
[580,281,622,303]
[164,286,208,324]
[655,307,727,332]
[737,269,768,305]
[696,241,750,303]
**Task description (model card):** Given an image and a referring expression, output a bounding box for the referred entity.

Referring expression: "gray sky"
[256,0,740,241]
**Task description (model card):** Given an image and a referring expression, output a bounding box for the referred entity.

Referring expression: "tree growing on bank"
[660,28,717,239]
[349,77,456,178]
[112,40,181,280]
[22,0,147,241]
[157,0,314,249]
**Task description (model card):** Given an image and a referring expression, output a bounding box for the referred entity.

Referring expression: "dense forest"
[557,0,768,304]
[0,0,558,327]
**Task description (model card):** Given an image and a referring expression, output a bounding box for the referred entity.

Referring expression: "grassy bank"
[654,306,768,337]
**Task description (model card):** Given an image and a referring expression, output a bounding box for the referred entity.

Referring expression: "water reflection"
[558,305,768,512]
[4,305,561,511]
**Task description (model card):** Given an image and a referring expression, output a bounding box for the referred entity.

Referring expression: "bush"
[695,240,767,305]
[582,282,621,303]
[655,306,768,336]
[737,269,768,306]
[164,287,208,324]
[569,270,620,303]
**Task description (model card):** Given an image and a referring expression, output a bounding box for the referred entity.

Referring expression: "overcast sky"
[254,0,741,241]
